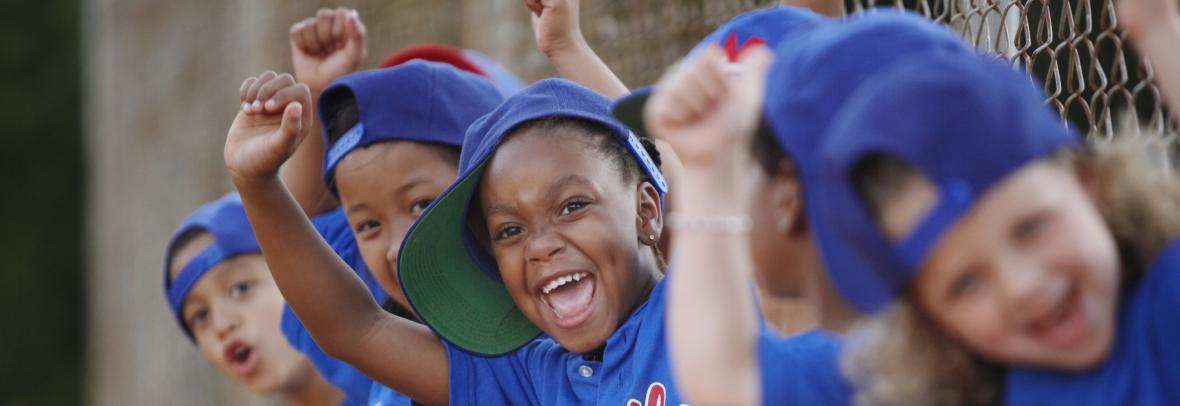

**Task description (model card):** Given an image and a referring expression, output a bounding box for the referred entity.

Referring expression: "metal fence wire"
[569,0,1177,140]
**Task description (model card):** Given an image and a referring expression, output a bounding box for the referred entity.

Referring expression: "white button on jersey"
[579,365,594,378]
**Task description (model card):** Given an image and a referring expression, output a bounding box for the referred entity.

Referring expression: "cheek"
[918,287,1013,357]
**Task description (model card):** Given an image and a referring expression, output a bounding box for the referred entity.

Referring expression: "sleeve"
[444,341,544,406]
[758,330,853,406]
[1148,241,1180,398]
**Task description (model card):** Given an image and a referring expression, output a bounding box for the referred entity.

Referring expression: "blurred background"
[1,0,1171,404]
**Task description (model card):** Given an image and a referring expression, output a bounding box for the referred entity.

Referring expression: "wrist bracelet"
[667,213,752,233]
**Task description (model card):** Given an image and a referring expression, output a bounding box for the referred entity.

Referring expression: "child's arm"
[526,0,630,99]
[1120,0,1180,121]
[282,8,368,217]
[645,46,773,406]
[228,72,448,406]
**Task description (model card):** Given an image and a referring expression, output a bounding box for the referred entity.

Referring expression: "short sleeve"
[444,341,545,405]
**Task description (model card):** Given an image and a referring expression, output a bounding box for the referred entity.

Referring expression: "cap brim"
[610,87,654,138]
[803,167,895,313]
[397,160,541,356]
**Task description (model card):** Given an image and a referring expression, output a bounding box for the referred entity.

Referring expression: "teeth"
[541,272,589,295]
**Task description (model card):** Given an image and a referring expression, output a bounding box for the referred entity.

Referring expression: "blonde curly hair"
[841,128,1180,406]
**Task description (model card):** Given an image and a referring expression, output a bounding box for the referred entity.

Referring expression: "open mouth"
[223,340,259,377]
[538,271,596,329]
[1028,282,1090,351]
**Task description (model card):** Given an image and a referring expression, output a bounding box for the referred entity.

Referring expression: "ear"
[769,162,806,236]
[635,182,664,246]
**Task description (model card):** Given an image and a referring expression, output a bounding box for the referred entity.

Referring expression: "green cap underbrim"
[397,160,541,356]
[610,89,652,138]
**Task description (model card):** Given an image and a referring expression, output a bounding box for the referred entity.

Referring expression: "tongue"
[546,278,594,319]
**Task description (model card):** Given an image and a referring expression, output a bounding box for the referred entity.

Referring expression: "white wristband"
[667,213,752,234]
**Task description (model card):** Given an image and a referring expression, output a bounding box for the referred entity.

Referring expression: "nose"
[996,255,1056,321]
[385,234,401,272]
[525,226,565,263]
[212,305,242,341]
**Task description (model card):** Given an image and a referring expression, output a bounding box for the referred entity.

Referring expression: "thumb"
[345,11,367,52]
[273,101,306,156]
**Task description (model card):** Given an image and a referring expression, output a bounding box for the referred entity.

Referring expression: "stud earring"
[648,234,656,241]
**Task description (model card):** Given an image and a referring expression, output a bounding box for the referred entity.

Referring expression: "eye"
[409,199,433,218]
[355,219,381,235]
[229,280,254,299]
[948,268,982,300]
[1014,212,1049,244]
[559,198,590,216]
[494,225,524,241]
[187,308,209,330]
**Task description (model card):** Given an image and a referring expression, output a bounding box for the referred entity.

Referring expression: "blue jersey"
[280,209,408,406]
[445,277,682,405]
[759,329,852,405]
[1004,239,1180,405]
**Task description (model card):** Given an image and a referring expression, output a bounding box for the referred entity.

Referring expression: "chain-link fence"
[591,0,1175,139]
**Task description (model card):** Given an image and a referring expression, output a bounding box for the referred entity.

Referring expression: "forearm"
[280,92,337,216]
[235,175,384,351]
[667,174,761,406]
[546,40,630,99]
[1134,16,1180,121]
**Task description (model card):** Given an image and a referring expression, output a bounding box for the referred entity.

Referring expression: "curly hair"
[842,128,1180,405]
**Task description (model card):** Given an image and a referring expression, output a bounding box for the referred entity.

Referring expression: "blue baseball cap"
[813,51,1079,311]
[610,6,826,136]
[762,10,979,313]
[163,193,261,339]
[396,79,667,356]
[319,60,505,195]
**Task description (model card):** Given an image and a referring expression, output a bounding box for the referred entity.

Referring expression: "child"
[224,71,679,403]
[163,193,342,405]
[644,11,978,405]
[812,47,1180,403]
[238,60,505,406]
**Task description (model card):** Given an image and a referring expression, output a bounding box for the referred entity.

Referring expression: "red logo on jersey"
[721,32,767,62]
[628,382,667,406]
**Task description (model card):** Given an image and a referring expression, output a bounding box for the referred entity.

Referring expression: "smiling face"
[874,159,1119,370]
[169,234,314,394]
[476,124,663,353]
[335,141,460,310]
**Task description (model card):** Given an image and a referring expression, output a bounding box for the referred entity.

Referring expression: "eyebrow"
[484,174,593,217]
[343,175,436,214]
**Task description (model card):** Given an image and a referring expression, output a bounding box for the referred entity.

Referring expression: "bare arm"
[645,46,773,406]
[1120,0,1180,121]
[527,0,630,99]
[281,8,369,216]
[228,71,449,405]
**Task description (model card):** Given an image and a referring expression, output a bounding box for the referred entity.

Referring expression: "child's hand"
[645,45,773,174]
[1118,0,1180,41]
[290,8,367,93]
[526,0,586,57]
[225,71,312,184]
